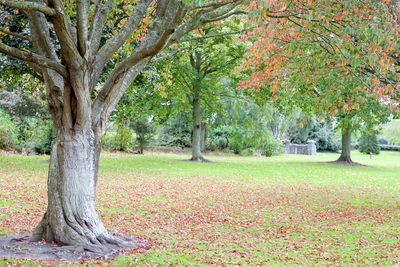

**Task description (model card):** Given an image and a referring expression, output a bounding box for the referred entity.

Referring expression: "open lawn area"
[1,151,400,265]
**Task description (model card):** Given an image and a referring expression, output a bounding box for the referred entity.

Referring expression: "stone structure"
[284,140,317,156]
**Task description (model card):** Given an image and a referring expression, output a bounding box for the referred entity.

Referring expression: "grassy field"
[1,151,400,265]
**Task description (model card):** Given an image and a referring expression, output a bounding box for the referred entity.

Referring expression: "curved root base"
[328,156,366,167]
[30,215,136,253]
[0,233,150,262]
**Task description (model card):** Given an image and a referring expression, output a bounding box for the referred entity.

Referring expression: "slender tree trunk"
[336,126,353,164]
[191,93,205,161]
[140,142,144,154]
[200,122,206,152]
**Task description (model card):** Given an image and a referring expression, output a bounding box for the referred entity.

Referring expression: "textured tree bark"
[191,93,205,162]
[28,62,135,250]
[200,122,206,152]
[336,127,353,164]
[31,100,130,252]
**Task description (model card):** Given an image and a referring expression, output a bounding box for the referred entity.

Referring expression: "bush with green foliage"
[379,144,400,151]
[290,119,340,151]
[116,127,134,152]
[228,127,246,154]
[358,131,380,155]
[0,109,53,154]
[27,120,53,154]
[260,136,282,157]
[102,125,135,152]
[0,109,18,150]
[207,125,231,151]
[102,130,117,152]
[207,124,281,156]
[159,113,192,148]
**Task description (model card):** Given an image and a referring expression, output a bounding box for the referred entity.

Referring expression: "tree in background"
[131,117,155,154]
[160,22,245,161]
[358,130,380,155]
[207,87,283,156]
[0,0,244,250]
[237,0,399,164]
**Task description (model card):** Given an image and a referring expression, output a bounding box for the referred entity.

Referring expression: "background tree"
[131,117,155,154]
[358,129,381,155]
[0,0,244,250]
[160,22,245,161]
[237,0,399,164]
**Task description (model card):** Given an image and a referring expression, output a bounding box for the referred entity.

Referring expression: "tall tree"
[162,23,245,161]
[237,0,399,164]
[0,0,244,250]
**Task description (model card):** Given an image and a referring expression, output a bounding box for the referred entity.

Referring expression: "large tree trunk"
[336,126,354,164]
[30,67,133,251]
[191,93,206,162]
[31,126,130,252]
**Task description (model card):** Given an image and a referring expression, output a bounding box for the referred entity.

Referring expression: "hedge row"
[379,144,400,151]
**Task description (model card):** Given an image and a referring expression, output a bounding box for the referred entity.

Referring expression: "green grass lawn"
[1,151,400,265]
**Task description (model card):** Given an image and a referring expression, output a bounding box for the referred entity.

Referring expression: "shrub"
[260,136,282,157]
[0,109,18,150]
[242,148,254,156]
[116,127,134,152]
[28,120,53,154]
[358,131,380,155]
[229,129,245,154]
[379,144,400,151]
[159,112,192,148]
[207,126,232,151]
[290,120,340,151]
[102,130,117,151]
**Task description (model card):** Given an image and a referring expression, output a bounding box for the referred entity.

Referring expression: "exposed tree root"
[326,157,367,167]
[189,156,212,163]
[0,233,151,262]
[30,213,134,253]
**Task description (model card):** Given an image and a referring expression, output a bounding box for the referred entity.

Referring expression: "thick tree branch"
[49,0,83,70]
[166,0,243,47]
[94,0,152,66]
[76,0,89,56]
[88,0,113,57]
[188,1,231,12]
[90,0,152,90]
[0,0,56,16]
[0,42,67,77]
[26,10,59,61]
[203,10,247,23]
